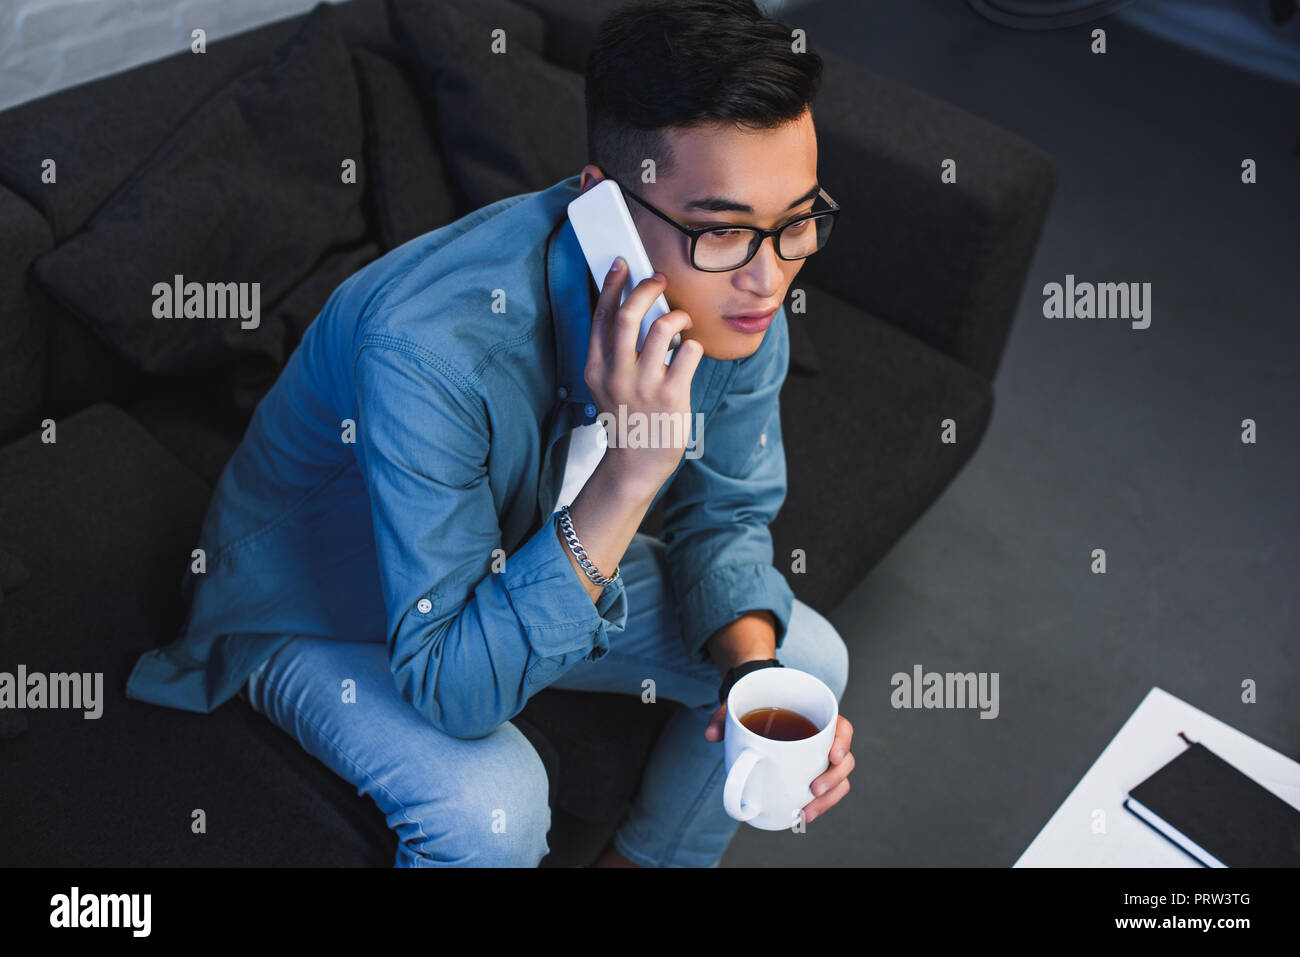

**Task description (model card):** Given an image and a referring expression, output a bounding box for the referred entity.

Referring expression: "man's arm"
[707,609,777,678]
[354,341,627,740]
[658,306,796,678]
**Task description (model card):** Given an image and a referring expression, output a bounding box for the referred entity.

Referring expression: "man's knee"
[397,723,552,867]
[782,600,849,702]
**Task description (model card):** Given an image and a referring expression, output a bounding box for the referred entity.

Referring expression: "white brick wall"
[0,0,348,112]
[0,0,821,113]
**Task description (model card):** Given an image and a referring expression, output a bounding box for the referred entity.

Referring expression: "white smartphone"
[566,178,681,365]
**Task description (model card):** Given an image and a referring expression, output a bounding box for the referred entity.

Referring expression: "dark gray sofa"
[0,0,1057,866]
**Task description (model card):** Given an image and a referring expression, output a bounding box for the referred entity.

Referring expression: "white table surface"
[1015,686,1300,867]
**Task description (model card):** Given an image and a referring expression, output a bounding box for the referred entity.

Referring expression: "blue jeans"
[240,532,849,867]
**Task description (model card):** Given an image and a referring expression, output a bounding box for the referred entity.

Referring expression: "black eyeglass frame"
[610,177,841,273]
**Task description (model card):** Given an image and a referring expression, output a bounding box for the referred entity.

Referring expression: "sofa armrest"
[801,50,1060,381]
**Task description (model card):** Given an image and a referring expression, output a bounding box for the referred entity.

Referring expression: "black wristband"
[718,658,783,706]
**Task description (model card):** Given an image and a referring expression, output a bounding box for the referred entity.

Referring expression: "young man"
[125,0,853,867]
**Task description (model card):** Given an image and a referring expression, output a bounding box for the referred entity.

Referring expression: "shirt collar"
[545,176,600,426]
[543,174,683,427]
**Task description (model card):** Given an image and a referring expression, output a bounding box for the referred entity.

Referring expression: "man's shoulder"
[353,178,580,370]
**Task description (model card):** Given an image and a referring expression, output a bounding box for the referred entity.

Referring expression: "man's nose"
[741,234,784,290]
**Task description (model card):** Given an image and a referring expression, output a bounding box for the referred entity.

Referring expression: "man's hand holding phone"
[585,257,704,498]
[553,256,703,607]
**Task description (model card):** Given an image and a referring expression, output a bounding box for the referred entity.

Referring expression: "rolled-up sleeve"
[353,340,626,739]
[658,307,796,666]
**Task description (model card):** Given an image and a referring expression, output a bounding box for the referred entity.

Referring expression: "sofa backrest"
[0,0,563,443]
[0,0,395,443]
[0,0,1057,449]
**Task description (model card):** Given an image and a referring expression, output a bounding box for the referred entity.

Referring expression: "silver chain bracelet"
[556,504,620,587]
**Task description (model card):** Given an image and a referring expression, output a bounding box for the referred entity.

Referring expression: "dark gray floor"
[723,0,1300,867]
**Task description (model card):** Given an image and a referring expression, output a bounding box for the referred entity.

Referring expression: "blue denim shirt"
[125,173,795,738]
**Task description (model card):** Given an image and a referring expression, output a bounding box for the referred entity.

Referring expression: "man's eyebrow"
[680,183,820,215]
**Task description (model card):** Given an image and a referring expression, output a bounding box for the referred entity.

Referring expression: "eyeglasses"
[611,178,840,272]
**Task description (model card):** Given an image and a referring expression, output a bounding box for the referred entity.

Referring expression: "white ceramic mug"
[723,666,839,830]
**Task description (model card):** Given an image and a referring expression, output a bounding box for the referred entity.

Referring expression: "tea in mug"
[739,707,820,741]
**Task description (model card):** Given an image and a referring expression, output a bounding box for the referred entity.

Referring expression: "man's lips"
[724,305,779,321]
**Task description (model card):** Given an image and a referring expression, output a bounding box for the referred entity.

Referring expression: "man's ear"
[578,164,608,193]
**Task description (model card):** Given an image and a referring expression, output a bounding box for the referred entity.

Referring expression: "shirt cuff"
[677,562,795,666]
[500,510,627,663]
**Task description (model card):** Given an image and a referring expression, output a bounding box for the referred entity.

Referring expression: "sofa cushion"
[123,237,379,489]
[0,189,52,445]
[352,49,458,251]
[0,0,398,244]
[428,0,549,56]
[0,399,667,864]
[516,689,679,824]
[503,0,606,74]
[773,284,994,613]
[0,402,214,670]
[29,2,368,417]
[387,0,587,211]
[787,312,822,376]
[123,391,245,490]
[0,546,29,607]
[0,402,395,864]
[41,301,146,430]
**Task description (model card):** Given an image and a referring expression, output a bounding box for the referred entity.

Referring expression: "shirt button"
[583,403,597,419]
[557,385,568,399]
[416,598,432,614]
[759,432,767,446]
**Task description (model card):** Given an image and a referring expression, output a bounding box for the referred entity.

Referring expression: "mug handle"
[723,747,764,821]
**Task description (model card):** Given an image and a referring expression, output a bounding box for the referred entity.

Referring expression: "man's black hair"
[585,0,823,200]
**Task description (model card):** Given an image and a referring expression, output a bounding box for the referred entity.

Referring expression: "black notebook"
[1124,741,1300,867]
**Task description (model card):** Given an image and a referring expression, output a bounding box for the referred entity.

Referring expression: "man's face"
[578,106,819,361]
